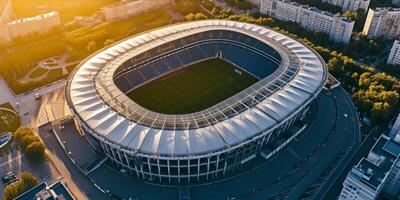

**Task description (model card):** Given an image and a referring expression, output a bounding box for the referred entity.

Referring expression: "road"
[320,125,384,200]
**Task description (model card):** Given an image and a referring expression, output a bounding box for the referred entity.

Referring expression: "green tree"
[3,172,38,200]
[25,142,45,160]
[104,39,115,47]
[86,41,97,53]
[370,102,390,124]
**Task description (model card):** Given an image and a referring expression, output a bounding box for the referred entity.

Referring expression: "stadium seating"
[114,30,282,92]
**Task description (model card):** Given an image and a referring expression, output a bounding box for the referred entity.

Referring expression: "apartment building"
[322,0,370,12]
[102,0,171,22]
[339,114,400,200]
[6,11,61,39]
[387,40,400,65]
[362,8,400,39]
[260,0,354,44]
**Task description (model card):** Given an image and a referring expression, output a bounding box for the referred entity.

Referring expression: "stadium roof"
[66,20,327,157]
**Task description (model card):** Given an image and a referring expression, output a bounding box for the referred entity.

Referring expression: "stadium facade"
[65,20,328,183]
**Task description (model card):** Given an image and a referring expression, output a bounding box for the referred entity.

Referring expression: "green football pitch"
[126,58,258,114]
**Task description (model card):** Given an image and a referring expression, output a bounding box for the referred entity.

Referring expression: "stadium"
[65,20,328,184]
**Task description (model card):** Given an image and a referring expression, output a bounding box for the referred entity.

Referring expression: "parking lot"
[0,143,61,193]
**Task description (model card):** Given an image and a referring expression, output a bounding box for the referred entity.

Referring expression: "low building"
[322,0,370,12]
[13,181,75,200]
[387,40,400,65]
[260,0,354,44]
[339,114,400,200]
[362,7,400,39]
[102,0,171,22]
[6,11,61,39]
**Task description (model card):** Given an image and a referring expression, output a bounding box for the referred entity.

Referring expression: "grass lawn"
[0,103,21,133]
[29,67,48,79]
[47,68,64,78]
[127,59,258,114]
[107,11,172,40]
[12,0,117,23]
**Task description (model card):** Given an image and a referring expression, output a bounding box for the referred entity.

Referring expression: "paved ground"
[53,122,101,172]
[15,80,65,126]
[0,77,17,108]
[0,143,61,194]
[38,124,108,200]
[81,87,360,200]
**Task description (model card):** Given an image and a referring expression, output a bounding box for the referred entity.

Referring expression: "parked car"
[2,172,17,185]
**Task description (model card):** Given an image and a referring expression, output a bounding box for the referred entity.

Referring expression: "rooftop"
[354,158,385,189]
[14,181,74,200]
[66,20,327,157]
[7,11,58,25]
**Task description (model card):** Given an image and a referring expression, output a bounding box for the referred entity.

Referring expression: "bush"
[13,127,46,161]
[3,172,39,200]
[25,142,45,159]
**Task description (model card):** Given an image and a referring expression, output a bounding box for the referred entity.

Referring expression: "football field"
[127,59,258,114]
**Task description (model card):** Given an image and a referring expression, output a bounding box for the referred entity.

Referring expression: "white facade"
[102,0,171,22]
[339,114,400,200]
[322,0,370,12]
[387,40,400,65]
[6,11,61,39]
[384,158,400,198]
[260,0,354,44]
[362,8,400,39]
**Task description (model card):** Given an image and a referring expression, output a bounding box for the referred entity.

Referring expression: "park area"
[0,1,174,94]
[0,103,20,133]
[127,59,258,114]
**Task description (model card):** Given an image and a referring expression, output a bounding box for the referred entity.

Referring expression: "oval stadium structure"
[65,20,328,183]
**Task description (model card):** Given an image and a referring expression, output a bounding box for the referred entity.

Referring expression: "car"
[4,176,18,186]
[2,172,17,185]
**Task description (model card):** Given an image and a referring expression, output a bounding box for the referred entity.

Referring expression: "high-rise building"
[322,0,370,12]
[102,0,171,22]
[393,0,400,6]
[387,40,400,65]
[260,0,354,44]
[6,11,61,39]
[362,8,400,39]
[339,114,400,200]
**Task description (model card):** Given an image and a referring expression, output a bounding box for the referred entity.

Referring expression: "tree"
[3,172,38,200]
[185,13,195,21]
[370,102,390,124]
[13,127,45,161]
[194,12,208,20]
[86,41,97,53]
[104,39,115,47]
[25,142,45,160]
